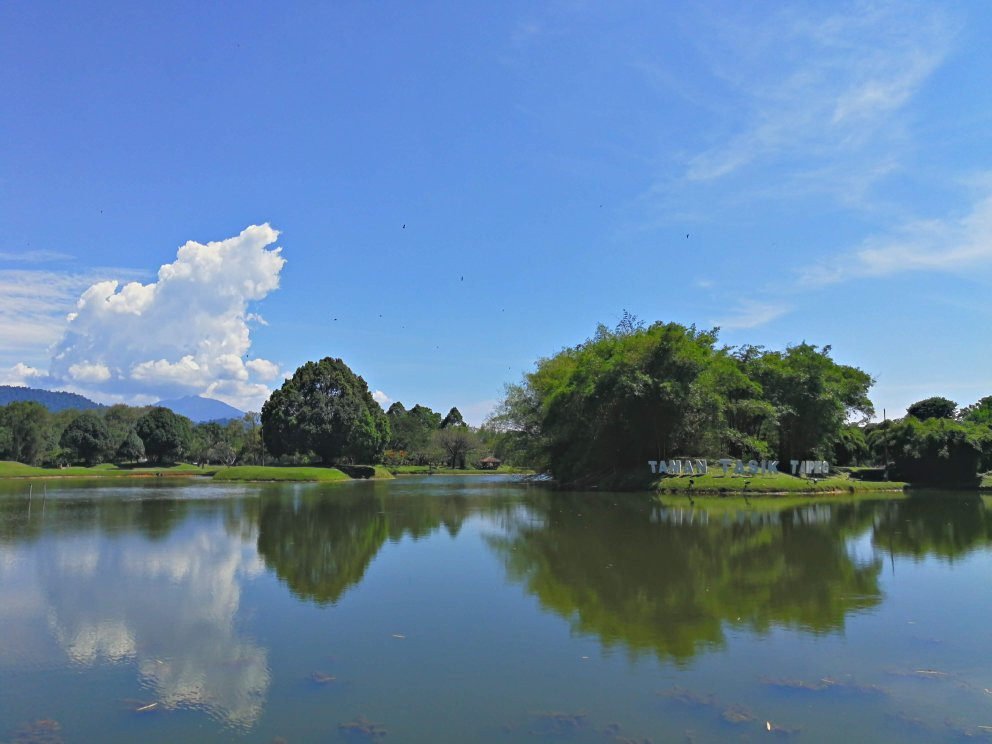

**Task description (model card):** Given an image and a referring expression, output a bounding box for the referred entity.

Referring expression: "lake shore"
[570,470,909,495]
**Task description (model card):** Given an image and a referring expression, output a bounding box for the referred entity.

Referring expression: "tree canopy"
[261,357,389,464]
[60,410,113,465]
[492,320,875,483]
[136,407,192,464]
[906,396,957,421]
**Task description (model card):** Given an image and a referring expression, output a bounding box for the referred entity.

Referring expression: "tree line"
[5,320,991,482]
[0,401,265,467]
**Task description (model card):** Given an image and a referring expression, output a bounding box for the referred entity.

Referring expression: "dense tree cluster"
[0,400,266,468]
[489,319,874,484]
[864,402,992,482]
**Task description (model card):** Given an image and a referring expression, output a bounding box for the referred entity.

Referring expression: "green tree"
[440,407,465,428]
[0,401,52,465]
[60,410,113,465]
[433,425,479,468]
[869,416,990,482]
[906,396,957,421]
[104,404,148,453]
[261,357,390,464]
[833,424,869,466]
[239,411,266,465]
[744,343,874,463]
[493,321,875,483]
[136,407,193,464]
[486,382,547,470]
[115,428,146,463]
[523,321,724,483]
[386,401,442,458]
[960,396,992,426]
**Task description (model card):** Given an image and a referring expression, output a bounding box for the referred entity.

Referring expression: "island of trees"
[2,317,991,488]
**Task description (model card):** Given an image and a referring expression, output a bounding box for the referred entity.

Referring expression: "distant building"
[479,456,501,470]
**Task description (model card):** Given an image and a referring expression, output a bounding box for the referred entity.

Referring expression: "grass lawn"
[592,468,906,494]
[661,472,905,494]
[211,466,351,482]
[0,460,220,478]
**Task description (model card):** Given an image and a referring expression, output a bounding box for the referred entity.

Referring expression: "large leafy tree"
[906,396,957,421]
[114,429,146,463]
[0,401,53,465]
[433,426,479,468]
[261,357,390,464]
[869,417,990,483]
[136,407,193,464]
[60,411,113,465]
[742,343,874,463]
[386,401,442,457]
[523,321,724,483]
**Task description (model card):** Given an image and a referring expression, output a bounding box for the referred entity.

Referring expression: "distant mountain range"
[0,385,102,412]
[0,385,245,423]
[154,395,245,423]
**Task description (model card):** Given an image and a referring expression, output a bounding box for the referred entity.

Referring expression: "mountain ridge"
[0,385,103,412]
[155,395,245,423]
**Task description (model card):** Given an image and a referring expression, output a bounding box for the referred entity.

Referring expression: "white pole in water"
[28,484,32,518]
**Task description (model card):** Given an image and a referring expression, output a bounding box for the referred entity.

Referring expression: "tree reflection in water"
[253,482,482,604]
[487,493,890,663]
[871,494,992,561]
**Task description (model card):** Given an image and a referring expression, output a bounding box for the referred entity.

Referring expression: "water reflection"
[254,482,480,604]
[0,487,268,729]
[487,494,888,662]
[871,494,992,561]
[3,481,992,739]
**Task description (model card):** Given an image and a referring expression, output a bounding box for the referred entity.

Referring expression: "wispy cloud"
[800,187,992,286]
[715,299,790,330]
[0,268,138,359]
[684,3,954,192]
[0,249,74,263]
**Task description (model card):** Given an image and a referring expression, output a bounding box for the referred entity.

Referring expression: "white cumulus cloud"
[0,362,46,386]
[44,224,286,410]
[372,390,391,407]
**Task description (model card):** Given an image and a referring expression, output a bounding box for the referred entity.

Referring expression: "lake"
[1,476,991,742]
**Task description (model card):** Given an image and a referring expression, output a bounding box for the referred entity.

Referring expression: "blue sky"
[2,1,991,423]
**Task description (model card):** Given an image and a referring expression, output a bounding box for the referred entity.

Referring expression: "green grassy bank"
[0,460,395,483]
[591,469,907,495]
[0,460,219,478]
[212,466,350,482]
[211,465,395,482]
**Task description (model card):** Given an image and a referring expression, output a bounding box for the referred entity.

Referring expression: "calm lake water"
[2,476,991,742]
